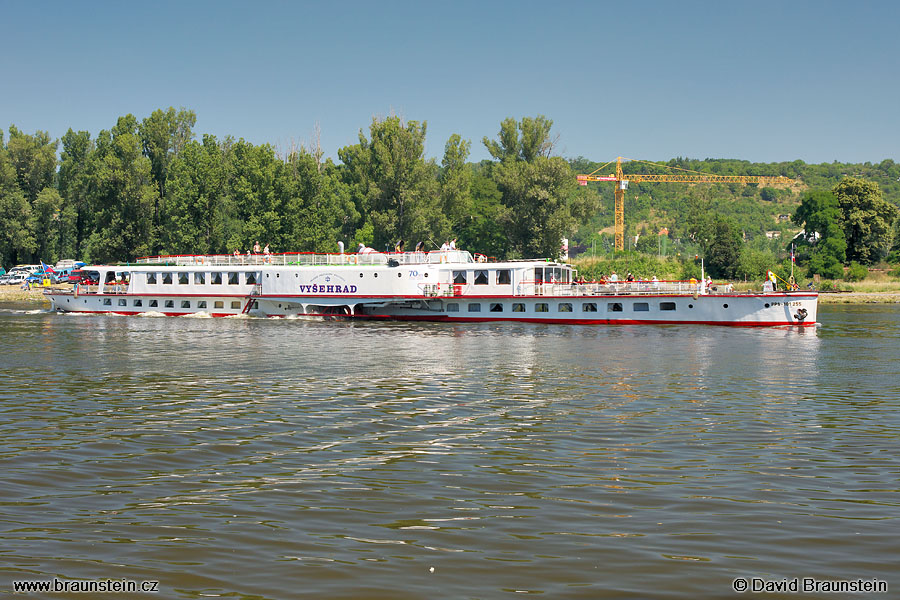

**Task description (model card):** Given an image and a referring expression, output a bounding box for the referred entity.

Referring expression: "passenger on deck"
[415,241,425,253]
[449,238,457,250]
[395,240,404,253]
[264,243,270,256]
[440,240,450,251]
[253,241,261,254]
[609,272,619,283]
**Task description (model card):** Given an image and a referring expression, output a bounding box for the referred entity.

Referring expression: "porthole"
[424,272,428,277]
[723,304,729,309]
[398,272,402,278]
[688,304,694,308]
[374,273,378,278]
[359,273,363,277]
[764,303,770,308]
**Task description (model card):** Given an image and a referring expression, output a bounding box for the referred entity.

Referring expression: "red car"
[68,269,100,285]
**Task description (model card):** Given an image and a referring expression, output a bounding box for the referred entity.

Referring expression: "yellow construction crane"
[577,157,794,251]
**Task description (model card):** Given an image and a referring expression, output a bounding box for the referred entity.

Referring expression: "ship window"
[512,303,525,312]
[245,272,257,285]
[474,270,488,285]
[118,298,127,306]
[231,301,241,309]
[105,272,116,284]
[446,303,459,312]
[178,272,189,284]
[634,302,650,311]
[660,302,676,311]
[181,300,191,308]
[534,267,544,284]
[607,302,623,312]
[211,272,222,285]
[162,273,173,284]
[198,300,207,309]
[165,300,174,308]
[582,302,597,312]
[194,272,205,285]
[146,273,157,284]
[149,299,158,307]
[558,302,572,312]
[134,299,142,307]
[102,298,111,306]
[453,270,467,284]
[535,303,549,313]
[214,301,224,309]
[467,303,481,312]
[496,270,511,285]
[489,302,504,312]
[228,272,239,285]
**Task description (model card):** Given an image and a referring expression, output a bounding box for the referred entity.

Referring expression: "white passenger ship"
[44,250,818,326]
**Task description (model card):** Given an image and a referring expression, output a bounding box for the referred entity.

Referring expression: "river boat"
[43,250,818,326]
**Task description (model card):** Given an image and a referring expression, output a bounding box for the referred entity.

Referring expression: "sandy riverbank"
[0,285,54,303]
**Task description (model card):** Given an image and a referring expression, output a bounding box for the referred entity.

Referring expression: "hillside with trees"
[1,108,898,283]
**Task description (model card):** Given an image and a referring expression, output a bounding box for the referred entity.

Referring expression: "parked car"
[68,269,99,285]
[6,273,28,286]
[0,274,11,285]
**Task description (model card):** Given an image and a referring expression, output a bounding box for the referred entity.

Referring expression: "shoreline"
[2,285,898,305]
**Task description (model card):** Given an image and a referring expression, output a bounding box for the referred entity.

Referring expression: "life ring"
[348,255,357,264]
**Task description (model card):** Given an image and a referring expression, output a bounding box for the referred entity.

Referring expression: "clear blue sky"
[2,0,897,165]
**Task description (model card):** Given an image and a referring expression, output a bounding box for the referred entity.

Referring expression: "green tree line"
[2,108,898,281]
[1,110,594,267]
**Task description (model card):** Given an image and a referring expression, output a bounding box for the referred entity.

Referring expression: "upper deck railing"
[134,250,476,267]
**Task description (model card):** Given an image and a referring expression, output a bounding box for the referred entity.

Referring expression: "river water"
[0,304,897,598]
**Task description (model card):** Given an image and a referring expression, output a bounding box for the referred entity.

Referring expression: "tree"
[456,169,509,257]
[58,129,95,258]
[82,115,158,262]
[5,125,57,203]
[161,135,227,254]
[0,132,37,266]
[33,188,64,262]
[483,115,555,162]
[440,134,472,228]
[140,107,197,250]
[792,189,847,279]
[832,177,898,264]
[223,139,284,252]
[483,116,595,258]
[337,116,440,250]
[702,216,742,278]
